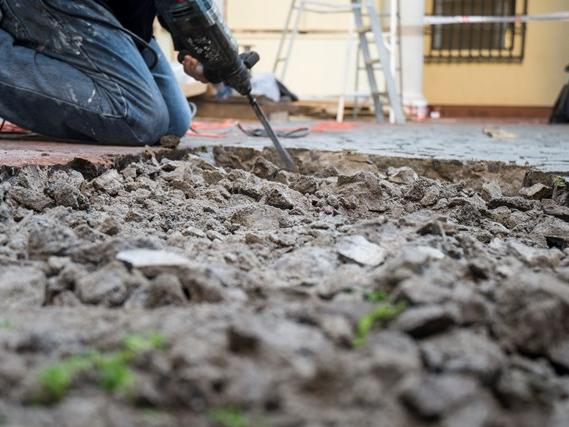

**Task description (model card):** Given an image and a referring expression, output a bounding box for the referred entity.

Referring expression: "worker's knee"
[129,104,170,145]
[102,102,170,146]
[167,102,192,138]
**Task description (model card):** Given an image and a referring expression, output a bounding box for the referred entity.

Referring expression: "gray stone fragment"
[519,183,552,200]
[0,267,46,308]
[421,329,505,382]
[125,274,186,309]
[71,239,133,265]
[92,170,124,196]
[117,249,190,269]
[183,226,207,238]
[421,186,442,207]
[508,241,563,268]
[367,331,422,386]
[415,246,445,260]
[543,199,569,222]
[391,305,456,338]
[532,216,569,248]
[551,401,569,427]
[27,218,78,257]
[52,290,82,307]
[12,165,47,191]
[494,272,569,361]
[399,278,453,305]
[264,187,303,210]
[400,374,479,420]
[179,265,248,303]
[206,230,224,241]
[495,356,564,408]
[488,196,534,212]
[230,205,285,231]
[231,171,265,201]
[318,315,353,346]
[251,157,279,179]
[481,181,502,202]
[291,175,319,194]
[270,246,338,286]
[451,284,492,325]
[49,182,89,210]
[98,216,121,236]
[76,263,138,307]
[441,395,498,427]
[336,235,386,267]
[387,167,419,185]
[9,187,52,212]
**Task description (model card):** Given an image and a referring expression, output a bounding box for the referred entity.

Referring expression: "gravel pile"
[0,152,568,427]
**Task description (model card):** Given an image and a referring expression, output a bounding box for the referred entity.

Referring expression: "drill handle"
[177,51,260,86]
[240,51,260,70]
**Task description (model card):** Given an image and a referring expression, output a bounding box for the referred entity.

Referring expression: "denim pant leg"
[147,39,191,137]
[0,0,189,145]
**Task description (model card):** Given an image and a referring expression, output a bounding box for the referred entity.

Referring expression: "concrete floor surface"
[1,120,568,173]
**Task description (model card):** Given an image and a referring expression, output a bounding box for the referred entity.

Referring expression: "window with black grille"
[425,0,528,63]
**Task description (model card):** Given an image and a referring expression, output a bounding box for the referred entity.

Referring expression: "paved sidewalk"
[183,121,569,173]
[1,121,568,173]
[0,139,165,168]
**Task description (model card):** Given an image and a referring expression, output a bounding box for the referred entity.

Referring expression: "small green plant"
[38,332,166,403]
[209,407,248,427]
[39,364,74,402]
[95,353,136,393]
[364,290,389,303]
[553,176,567,189]
[0,319,12,329]
[123,331,166,353]
[354,301,407,348]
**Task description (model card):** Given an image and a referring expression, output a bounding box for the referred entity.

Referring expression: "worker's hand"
[182,55,209,84]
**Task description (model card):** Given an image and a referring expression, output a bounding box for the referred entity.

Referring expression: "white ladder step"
[273,0,405,124]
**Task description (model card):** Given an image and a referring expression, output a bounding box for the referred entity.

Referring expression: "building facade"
[158,0,569,116]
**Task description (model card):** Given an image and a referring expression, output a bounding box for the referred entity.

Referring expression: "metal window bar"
[425,0,528,63]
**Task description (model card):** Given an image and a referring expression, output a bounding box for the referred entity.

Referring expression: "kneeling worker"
[0,0,207,145]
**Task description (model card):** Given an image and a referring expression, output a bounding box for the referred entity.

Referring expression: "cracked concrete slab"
[183,121,569,174]
[1,121,568,175]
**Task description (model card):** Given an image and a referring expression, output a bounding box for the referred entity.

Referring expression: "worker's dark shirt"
[105,0,157,42]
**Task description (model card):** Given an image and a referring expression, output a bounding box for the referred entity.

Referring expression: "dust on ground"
[0,149,569,427]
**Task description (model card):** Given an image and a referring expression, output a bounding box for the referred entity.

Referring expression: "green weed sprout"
[364,290,389,303]
[38,332,166,403]
[354,301,407,347]
[95,353,136,393]
[209,407,248,427]
[0,319,12,329]
[553,176,567,189]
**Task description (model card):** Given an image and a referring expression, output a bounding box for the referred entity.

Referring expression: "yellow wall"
[228,0,371,98]
[157,0,568,106]
[156,0,386,98]
[424,0,569,107]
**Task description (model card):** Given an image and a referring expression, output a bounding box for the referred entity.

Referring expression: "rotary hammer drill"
[155,0,295,170]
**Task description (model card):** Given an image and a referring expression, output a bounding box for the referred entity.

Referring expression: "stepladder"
[273,0,406,124]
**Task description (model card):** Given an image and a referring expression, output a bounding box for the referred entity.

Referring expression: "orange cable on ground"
[311,121,360,133]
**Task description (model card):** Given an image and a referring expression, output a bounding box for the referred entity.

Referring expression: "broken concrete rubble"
[0,151,568,427]
[520,183,553,200]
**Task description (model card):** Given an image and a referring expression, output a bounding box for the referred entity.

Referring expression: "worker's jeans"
[0,0,191,145]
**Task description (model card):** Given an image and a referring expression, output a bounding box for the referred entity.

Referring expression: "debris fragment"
[116,249,190,268]
[483,127,517,139]
[336,235,387,266]
[0,152,567,426]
